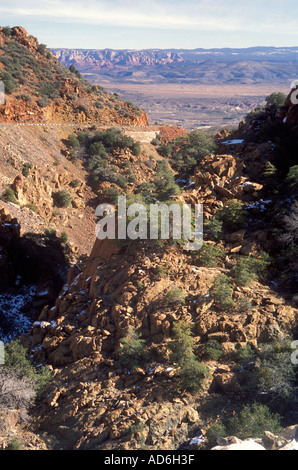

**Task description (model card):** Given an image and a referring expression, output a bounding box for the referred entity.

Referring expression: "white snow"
[245,199,272,211]
[190,434,206,446]
[37,290,49,297]
[0,284,37,343]
[222,139,244,145]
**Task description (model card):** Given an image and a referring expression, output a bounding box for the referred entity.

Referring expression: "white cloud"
[0,0,298,36]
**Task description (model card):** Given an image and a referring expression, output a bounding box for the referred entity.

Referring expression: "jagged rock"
[212,437,266,450]
[262,431,288,450]
[11,26,39,53]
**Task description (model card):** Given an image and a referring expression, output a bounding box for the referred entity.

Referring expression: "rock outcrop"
[0,27,149,126]
[212,425,298,450]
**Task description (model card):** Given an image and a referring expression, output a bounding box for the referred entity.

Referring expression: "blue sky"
[1,0,298,49]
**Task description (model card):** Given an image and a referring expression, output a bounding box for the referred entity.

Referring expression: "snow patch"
[0,284,37,343]
[222,139,244,145]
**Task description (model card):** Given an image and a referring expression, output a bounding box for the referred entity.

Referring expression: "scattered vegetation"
[65,128,141,189]
[0,71,16,94]
[115,329,148,370]
[69,64,82,79]
[1,187,19,204]
[22,162,33,177]
[232,252,271,286]
[205,200,246,240]
[157,130,217,173]
[2,340,52,405]
[60,231,69,243]
[209,274,234,309]
[162,288,186,307]
[207,403,282,446]
[168,321,210,393]
[194,242,225,267]
[204,340,223,361]
[265,92,286,111]
[53,190,72,208]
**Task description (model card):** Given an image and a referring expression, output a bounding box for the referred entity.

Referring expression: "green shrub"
[60,231,68,243]
[76,104,88,114]
[151,136,161,146]
[255,341,297,410]
[205,340,223,361]
[167,130,217,173]
[37,43,47,55]
[236,296,253,312]
[287,165,298,188]
[195,243,225,267]
[116,329,148,370]
[69,179,81,188]
[263,161,277,177]
[209,274,234,309]
[69,64,81,79]
[22,162,33,177]
[37,82,60,100]
[4,340,52,399]
[23,203,37,212]
[169,322,196,363]
[2,26,12,36]
[1,71,16,94]
[136,160,181,203]
[163,288,186,307]
[236,343,256,364]
[205,217,224,240]
[232,252,270,286]
[169,321,210,393]
[214,200,246,232]
[265,92,286,111]
[16,93,32,102]
[152,160,180,201]
[205,423,227,447]
[131,141,141,157]
[157,266,168,279]
[207,403,282,447]
[226,403,282,440]
[53,190,72,208]
[66,133,80,149]
[178,356,210,393]
[103,187,122,205]
[129,422,147,435]
[37,96,51,108]
[44,228,57,238]
[5,437,22,450]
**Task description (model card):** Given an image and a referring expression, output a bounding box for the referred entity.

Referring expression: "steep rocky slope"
[0,26,148,126]
[18,95,297,450]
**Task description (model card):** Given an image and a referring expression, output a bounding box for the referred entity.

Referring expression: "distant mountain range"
[51,46,298,85]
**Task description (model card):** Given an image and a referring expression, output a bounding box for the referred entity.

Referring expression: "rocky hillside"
[9,93,296,450]
[0,26,153,261]
[0,26,148,126]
